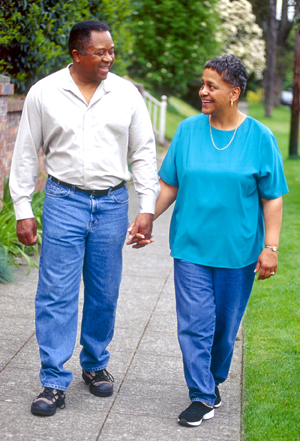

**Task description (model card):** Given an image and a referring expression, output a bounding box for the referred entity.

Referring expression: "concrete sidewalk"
[0,182,243,441]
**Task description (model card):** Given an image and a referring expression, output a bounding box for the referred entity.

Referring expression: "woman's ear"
[231,87,241,103]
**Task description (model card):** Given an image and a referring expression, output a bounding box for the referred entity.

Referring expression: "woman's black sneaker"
[82,368,114,397]
[31,387,65,416]
[214,386,222,408]
[178,402,214,427]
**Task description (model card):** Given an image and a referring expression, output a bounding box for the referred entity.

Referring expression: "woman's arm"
[127,179,178,248]
[154,179,178,220]
[255,196,283,280]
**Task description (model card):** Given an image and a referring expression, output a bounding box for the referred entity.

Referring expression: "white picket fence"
[143,91,167,144]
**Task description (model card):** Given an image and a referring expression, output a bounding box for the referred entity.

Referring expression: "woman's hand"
[255,196,282,280]
[126,216,154,249]
[254,248,278,280]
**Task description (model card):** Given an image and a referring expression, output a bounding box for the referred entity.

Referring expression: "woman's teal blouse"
[158,114,289,268]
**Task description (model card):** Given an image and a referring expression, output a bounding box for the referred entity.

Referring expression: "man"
[9,20,159,417]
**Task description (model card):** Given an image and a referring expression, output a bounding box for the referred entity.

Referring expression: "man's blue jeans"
[35,178,129,391]
[174,259,256,407]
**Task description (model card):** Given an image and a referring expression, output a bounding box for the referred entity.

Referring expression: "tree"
[289,4,300,157]
[264,0,277,117]
[274,0,295,106]
[0,0,133,94]
[128,0,219,96]
[215,0,266,81]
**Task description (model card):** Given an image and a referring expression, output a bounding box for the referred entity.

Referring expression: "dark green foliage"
[0,178,44,271]
[0,247,15,283]
[128,0,219,96]
[0,0,133,93]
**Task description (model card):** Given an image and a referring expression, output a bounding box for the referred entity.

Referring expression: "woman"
[127,54,288,427]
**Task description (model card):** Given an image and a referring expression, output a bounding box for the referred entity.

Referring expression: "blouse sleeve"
[257,131,288,199]
[158,123,182,187]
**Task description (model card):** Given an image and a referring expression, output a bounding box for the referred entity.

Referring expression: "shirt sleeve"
[158,123,181,187]
[127,88,159,214]
[9,85,43,220]
[257,131,289,199]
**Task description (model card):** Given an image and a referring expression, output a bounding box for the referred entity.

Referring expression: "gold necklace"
[209,113,241,151]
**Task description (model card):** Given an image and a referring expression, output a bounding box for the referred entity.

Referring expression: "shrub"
[246,88,264,103]
[0,178,44,271]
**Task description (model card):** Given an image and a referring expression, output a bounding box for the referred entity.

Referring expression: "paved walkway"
[0,103,248,440]
[0,185,242,441]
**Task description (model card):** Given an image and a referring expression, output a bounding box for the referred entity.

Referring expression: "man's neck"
[69,65,101,105]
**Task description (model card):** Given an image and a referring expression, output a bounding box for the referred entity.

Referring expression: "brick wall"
[0,75,46,203]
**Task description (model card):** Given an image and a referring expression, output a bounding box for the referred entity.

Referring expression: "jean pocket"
[111,186,129,204]
[45,180,71,198]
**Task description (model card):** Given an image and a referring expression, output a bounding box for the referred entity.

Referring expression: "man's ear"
[72,49,81,63]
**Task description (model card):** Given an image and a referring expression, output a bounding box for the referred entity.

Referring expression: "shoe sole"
[214,400,222,408]
[178,408,214,427]
[89,387,113,397]
[31,405,57,417]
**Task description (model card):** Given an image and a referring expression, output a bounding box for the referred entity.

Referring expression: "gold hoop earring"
[231,100,233,107]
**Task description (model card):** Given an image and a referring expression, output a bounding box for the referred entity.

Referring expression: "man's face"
[75,30,115,83]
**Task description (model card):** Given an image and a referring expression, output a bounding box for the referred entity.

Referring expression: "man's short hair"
[68,20,110,57]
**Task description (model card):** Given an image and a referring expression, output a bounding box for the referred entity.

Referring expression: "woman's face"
[199,68,235,117]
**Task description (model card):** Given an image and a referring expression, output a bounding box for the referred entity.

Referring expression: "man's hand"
[126,213,154,249]
[16,218,38,246]
[254,248,278,280]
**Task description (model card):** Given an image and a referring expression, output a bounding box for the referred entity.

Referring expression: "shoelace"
[38,387,65,408]
[91,369,114,384]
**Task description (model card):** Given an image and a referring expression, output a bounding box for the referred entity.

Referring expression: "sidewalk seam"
[95,264,174,440]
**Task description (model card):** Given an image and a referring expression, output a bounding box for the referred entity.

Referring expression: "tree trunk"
[289,25,300,158]
[264,0,277,117]
[274,63,285,107]
[274,0,294,107]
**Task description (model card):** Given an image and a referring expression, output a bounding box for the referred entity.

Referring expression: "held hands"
[126,213,154,249]
[254,248,278,280]
[16,218,38,247]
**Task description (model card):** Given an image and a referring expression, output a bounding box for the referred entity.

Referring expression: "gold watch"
[264,245,278,252]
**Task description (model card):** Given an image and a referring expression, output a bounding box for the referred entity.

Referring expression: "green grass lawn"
[242,103,300,440]
[165,96,199,140]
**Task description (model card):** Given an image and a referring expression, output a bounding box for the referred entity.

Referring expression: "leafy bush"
[0,247,15,284]
[128,0,219,96]
[246,88,264,103]
[0,178,44,271]
[0,0,134,94]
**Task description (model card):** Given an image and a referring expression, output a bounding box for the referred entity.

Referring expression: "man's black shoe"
[82,368,114,397]
[31,387,65,416]
[214,386,222,408]
[178,401,214,427]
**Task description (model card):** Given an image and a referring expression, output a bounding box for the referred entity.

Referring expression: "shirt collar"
[62,65,112,103]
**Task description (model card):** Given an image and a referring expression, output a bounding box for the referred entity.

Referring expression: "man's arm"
[255,196,283,280]
[9,85,43,244]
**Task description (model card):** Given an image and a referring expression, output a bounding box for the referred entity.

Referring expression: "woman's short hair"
[68,20,110,57]
[204,54,248,94]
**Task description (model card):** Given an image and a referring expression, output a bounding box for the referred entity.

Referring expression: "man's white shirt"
[10,66,159,220]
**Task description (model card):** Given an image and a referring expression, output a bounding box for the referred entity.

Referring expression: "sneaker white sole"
[214,400,222,408]
[178,408,214,427]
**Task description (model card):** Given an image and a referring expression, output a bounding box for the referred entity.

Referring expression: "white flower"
[215,0,266,78]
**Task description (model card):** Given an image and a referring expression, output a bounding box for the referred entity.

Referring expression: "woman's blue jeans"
[35,179,129,391]
[174,258,256,407]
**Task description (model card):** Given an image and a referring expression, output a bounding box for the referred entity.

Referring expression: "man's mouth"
[99,65,111,73]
